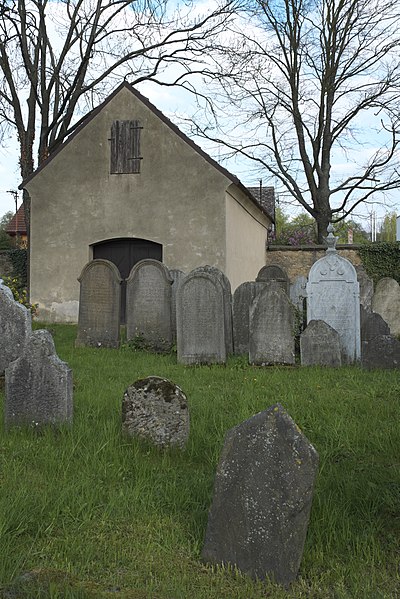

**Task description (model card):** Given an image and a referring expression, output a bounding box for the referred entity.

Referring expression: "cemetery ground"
[0,324,399,599]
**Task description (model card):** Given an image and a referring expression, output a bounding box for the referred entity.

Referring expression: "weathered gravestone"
[232,281,266,355]
[191,266,233,354]
[5,330,73,428]
[202,403,319,586]
[256,264,290,294]
[122,376,189,448]
[0,284,32,375]
[360,305,390,342]
[300,320,341,367]
[76,259,122,348]
[249,286,295,365]
[290,275,308,313]
[170,269,185,343]
[362,335,400,370]
[176,270,226,365]
[355,265,374,311]
[306,225,361,363]
[126,259,173,352]
[371,277,400,337]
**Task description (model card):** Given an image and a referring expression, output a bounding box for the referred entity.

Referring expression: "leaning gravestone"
[122,376,189,448]
[5,330,73,428]
[300,320,341,367]
[76,259,122,348]
[170,269,185,343]
[249,286,295,365]
[290,275,308,312]
[202,403,319,586]
[176,270,226,365]
[371,277,400,337]
[360,305,390,342]
[0,284,32,375]
[126,259,173,352]
[232,281,266,355]
[256,264,290,294]
[191,266,233,354]
[306,225,360,363]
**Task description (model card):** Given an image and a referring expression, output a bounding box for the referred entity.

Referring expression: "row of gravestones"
[76,237,400,368]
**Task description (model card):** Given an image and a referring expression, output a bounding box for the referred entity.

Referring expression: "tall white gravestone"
[306,225,361,363]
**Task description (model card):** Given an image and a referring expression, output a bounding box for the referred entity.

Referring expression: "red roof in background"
[5,204,27,235]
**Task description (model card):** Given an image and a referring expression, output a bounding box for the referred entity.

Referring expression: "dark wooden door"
[92,238,162,323]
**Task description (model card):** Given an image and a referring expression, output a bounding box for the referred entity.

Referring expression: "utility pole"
[7,190,19,241]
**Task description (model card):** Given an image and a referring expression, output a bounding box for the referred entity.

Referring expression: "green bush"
[2,275,37,315]
[358,242,400,284]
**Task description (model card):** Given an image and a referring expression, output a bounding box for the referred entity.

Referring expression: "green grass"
[0,323,399,598]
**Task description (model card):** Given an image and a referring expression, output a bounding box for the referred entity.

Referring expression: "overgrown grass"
[0,323,399,598]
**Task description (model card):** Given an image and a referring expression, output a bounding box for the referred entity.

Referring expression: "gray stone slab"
[300,320,341,367]
[355,265,374,310]
[0,284,32,375]
[371,277,400,337]
[249,286,295,365]
[169,269,185,343]
[126,259,173,352]
[306,227,360,363]
[256,264,289,294]
[362,335,400,369]
[232,281,267,355]
[191,266,233,354]
[176,270,226,365]
[5,330,73,428]
[122,376,189,448]
[360,305,390,342]
[202,403,319,586]
[290,275,308,312]
[76,259,122,348]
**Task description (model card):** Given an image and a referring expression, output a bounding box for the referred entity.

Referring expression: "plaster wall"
[25,87,232,322]
[225,187,270,291]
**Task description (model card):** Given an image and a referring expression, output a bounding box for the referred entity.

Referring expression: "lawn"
[0,323,399,598]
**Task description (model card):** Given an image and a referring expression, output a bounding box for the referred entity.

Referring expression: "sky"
[1,0,399,233]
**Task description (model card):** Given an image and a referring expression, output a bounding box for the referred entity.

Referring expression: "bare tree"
[190,0,400,241]
[0,0,234,226]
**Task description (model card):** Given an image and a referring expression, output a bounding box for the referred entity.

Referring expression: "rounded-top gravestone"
[122,376,189,448]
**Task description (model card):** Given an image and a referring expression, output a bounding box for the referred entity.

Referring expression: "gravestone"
[176,270,226,365]
[169,269,185,343]
[5,330,73,428]
[202,403,319,586]
[191,266,233,354]
[360,305,390,342]
[249,286,295,365]
[290,275,308,312]
[362,335,400,370]
[232,281,266,355]
[300,320,341,367]
[122,376,189,448]
[76,259,122,348]
[355,265,374,311]
[371,277,400,337]
[126,259,173,352]
[256,264,290,294]
[0,284,32,375]
[306,225,360,363]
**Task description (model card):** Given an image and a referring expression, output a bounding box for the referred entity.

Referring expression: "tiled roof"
[5,204,27,235]
[247,186,275,222]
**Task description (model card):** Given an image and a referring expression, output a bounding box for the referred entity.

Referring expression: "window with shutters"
[110,120,143,174]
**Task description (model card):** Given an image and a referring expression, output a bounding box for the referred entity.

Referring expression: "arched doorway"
[92,238,163,323]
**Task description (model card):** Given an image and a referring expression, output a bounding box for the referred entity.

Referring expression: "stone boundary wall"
[266,245,362,282]
[0,251,14,278]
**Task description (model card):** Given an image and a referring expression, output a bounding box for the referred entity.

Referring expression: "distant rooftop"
[247,186,275,222]
[5,204,27,236]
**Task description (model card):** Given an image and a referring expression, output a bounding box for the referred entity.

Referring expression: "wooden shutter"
[110,120,142,174]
